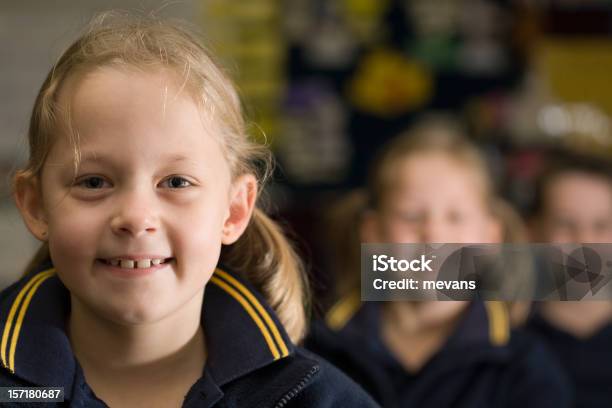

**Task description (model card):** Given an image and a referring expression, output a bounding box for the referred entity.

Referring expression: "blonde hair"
[489,198,532,326]
[12,12,308,342]
[325,189,368,299]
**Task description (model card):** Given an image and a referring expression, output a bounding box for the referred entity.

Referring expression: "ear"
[13,174,48,241]
[221,174,258,245]
[360,209,383,243]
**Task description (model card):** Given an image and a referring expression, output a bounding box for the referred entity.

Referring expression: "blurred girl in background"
[527,153,612,408]
[307,118,571,408]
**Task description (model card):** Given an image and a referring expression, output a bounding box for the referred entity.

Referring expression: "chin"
[99,298,172,326]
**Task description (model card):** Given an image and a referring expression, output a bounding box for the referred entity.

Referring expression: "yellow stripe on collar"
[210,269,289,360]
[325,291,361,331]
[1,269,55,372]
[213,269,289,358]
[485,301,510,346]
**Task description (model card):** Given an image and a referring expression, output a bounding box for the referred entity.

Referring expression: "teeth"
[120,259,134,269]
[137,259,151,269]
[105,258,167,269]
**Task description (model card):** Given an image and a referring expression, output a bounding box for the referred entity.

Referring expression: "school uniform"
[527,312,612,408]
[306,296,573,408]
[0,260,379,407]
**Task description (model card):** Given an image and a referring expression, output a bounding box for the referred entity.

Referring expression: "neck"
[68,290,206,406]
[380,301,467,372]
[540,301,612,339]
[382,301,467,336]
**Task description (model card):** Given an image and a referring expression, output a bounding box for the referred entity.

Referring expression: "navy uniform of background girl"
[526,152,612,408]
[0,12,378,408]
[306,117,572,408]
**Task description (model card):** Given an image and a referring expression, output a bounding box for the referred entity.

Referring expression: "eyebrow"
[78,153,196,166]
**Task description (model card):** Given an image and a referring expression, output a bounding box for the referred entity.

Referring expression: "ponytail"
[490,197,533,327]
[221,208,309,343]
[325,189,369,299]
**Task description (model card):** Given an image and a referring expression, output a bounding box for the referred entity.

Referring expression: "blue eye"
[77,176,109,189]
[162,176,192,189]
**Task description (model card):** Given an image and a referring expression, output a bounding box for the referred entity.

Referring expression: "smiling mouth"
[97,258,174,269]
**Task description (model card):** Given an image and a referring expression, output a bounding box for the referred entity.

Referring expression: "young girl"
[527,153,612,408]
[306,118,572,408]
[0,12,377,408]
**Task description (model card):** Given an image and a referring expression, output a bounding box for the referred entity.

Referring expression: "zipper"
[274,365,320,408]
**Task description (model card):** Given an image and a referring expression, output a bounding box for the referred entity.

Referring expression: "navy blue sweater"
[307,298,573,408]
[527,312,612,408]
[0,262,378,407]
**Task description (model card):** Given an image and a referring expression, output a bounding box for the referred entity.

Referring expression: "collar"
[204,268,294,386]
[529,310,612,345]
[324,299,512,376]
[448,301,510,348]
[326,295,510,348]
[0,261,294,399]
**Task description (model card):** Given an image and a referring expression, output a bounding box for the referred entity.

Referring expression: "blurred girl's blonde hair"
[12,12,308,342]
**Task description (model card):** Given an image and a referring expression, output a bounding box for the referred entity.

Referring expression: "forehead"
[545,171,612,213]
[58,66,199,132]
[391,152,486,195]
[378,152,491,214]
[49,66,225,169]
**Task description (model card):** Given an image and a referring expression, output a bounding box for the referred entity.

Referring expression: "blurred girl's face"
[540,172,612,243]
[366,152,501,244]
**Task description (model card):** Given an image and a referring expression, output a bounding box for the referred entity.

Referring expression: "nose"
[420,214,447,243]
[110,188,160,238]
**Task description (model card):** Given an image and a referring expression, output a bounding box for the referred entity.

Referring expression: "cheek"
[46,204,105,260]
[47,216,102,290]
[383,221,419,243]
[599,224,612,241]
[172,201,228,259]
[460,217,495,243]
[179,199,227,236]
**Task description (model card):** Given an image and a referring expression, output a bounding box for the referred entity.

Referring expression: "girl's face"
[365,152,500,326]
[18,67,256,325]
[364,152,501,244]
[540,172,612,243]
